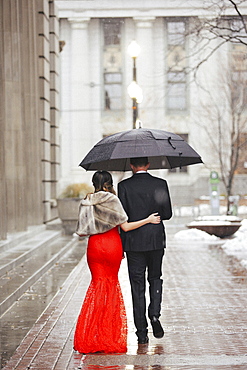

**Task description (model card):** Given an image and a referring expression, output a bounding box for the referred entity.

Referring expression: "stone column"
[0,0,7,239]
[37,0,60,222]
[88,19,102,148]
[49,1,60,220]
[67,17,91,181]
[20,0,42,226]
[1,0,27,233]
[0,0,54,238]
[38,0,52,222]
[134,17,156,126]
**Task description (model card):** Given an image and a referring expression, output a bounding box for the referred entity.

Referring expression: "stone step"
[0,229,61,277]
[0,234,78,317]
[0,225,46,254]
[0,238,87,368]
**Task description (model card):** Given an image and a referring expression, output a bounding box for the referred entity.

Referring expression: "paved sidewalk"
[2,230,247,369]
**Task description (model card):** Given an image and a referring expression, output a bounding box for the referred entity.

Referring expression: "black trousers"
[126,248,164,339]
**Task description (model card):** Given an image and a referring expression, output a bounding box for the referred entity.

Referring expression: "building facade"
[57,0,247,204]
[1,1,246,240]
[0,0,60,239]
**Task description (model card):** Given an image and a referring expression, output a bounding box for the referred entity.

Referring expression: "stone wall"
[57,1,247,198]
[0,0,60,239]
[38,0,60,222]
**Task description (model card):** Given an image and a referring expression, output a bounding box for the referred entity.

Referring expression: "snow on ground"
[174,228,219,241]
[174,218,247,269]
[221,219,247,268]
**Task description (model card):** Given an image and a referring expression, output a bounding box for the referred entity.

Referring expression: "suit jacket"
[118,172,172,252]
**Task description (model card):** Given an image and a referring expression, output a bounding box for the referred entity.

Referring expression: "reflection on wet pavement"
[135,344,165,356]
[78,367,168,370]
[76,362,169,370]
[2,228,247,369]
[70,236,247,370]
[0,240,86,369]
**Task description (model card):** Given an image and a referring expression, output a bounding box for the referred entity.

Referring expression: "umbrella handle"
[168,137,176,150]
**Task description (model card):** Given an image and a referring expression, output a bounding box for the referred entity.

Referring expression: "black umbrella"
[79,128,203,171]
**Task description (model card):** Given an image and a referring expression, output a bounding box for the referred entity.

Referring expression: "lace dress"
[74,227,127,354]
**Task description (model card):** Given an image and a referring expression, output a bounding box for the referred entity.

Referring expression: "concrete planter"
[57,198,81,235]
[187,216,242,238]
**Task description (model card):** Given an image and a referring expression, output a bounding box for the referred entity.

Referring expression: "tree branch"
[229,0,247,34]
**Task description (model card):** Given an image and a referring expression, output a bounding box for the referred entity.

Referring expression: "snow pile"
[174,228,219,241]
[238,205,247,215]
[196,215,241,222]
[221,219,247,267]
[187,215,242,227]
[174,219,247,268]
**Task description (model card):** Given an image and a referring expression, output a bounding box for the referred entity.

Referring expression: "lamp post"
[127,40,143,128]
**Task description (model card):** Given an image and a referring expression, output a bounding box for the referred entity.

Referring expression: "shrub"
[59,183,93,198]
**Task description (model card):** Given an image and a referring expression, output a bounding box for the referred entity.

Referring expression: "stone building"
[0,0,60,239]
[1,1,247,240]
[57,0,247,205]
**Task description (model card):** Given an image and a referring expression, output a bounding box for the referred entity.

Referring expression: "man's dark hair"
[130,157,149,167]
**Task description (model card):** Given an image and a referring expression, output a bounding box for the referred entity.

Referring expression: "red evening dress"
[73,227,127,354]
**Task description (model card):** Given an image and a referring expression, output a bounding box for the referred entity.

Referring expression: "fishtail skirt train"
[73,227,127,354]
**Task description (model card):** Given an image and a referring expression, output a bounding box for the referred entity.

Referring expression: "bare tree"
[186,0,247,77]
[163,1,247,213]
[194,63,247,213]
[179,0,247,213]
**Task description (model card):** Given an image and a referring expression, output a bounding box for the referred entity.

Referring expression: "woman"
[73,171,160,354]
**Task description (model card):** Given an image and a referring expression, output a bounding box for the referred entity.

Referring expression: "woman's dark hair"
[92,171,115,194]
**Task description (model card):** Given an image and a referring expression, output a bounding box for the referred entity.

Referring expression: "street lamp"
[127,40,143,128]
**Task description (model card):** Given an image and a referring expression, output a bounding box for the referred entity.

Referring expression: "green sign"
[210,171,220,184]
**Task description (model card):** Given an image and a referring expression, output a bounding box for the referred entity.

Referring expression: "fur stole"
[76,191,128,236]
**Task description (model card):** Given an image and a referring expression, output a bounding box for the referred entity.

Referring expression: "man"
[118,157,172,344]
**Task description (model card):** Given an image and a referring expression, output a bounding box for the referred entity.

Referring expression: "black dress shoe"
[150,316,164,338]
[138,336,149,344]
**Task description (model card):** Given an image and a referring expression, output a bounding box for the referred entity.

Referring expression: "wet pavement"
[0,236,86,368]
[1,225,247,369]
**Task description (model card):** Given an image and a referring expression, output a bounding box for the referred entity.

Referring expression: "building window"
[102,19,123,111]
[230,18,247,111]
[231,45,247,112]
[235,133,247,174]
[167,72,186,110]
[104,72,122,110]
[169,133,188,173]
[229,21,247,174]
[166,20,187,112]
[167,21,186,45]
[103,21,121,46]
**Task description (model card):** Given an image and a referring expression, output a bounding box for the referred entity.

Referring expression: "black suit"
[118,172,172,340]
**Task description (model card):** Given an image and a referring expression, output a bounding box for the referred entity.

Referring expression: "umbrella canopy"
[79,128,203,171]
